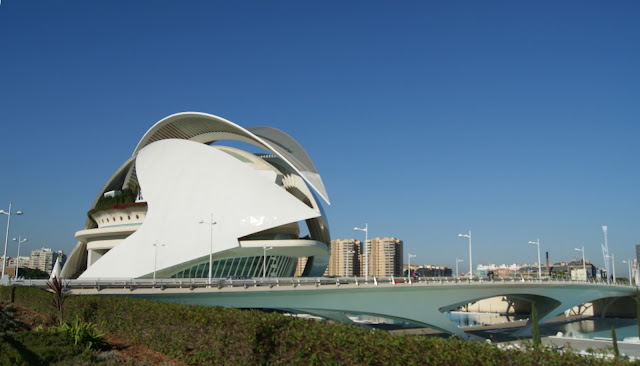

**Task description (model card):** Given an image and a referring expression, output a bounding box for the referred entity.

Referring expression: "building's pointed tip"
[49,257,61,280]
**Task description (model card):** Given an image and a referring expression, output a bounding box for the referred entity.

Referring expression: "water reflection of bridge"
[21,277,637,339]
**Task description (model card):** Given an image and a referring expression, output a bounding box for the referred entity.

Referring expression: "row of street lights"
[137,213,633,283]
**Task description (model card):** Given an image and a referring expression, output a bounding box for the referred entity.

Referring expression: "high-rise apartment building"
[326,239,361,276]
[362,237,403,277]
[29,248,54,274]
[295,257,309,277]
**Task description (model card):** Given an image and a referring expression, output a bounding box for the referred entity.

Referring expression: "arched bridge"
[22,277,637,339]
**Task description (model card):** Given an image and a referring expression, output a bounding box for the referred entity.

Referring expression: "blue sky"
[0,1,638,274]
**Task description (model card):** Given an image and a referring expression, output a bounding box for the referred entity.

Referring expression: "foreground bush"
[0,328,97,365]
[0,286,634,365]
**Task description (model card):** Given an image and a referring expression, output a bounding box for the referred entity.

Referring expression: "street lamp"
[0,202,23,278]
[574,246,586,281]
[12,235,27,279]
[408,253,416,278]
[606,253,616,284]
[456,258,464,277]
[528,239,542,279]
[623,260,632,284]
[198,213,216,284]
[263,245,273,277]
[458,230,472,279]
[152,241,165,281]
[354,223,368,280]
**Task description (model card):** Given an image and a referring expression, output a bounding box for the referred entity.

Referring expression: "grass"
[0,286,636,365]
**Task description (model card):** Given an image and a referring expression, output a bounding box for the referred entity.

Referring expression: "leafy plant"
[58,316,104,350]
[47,277,66,325]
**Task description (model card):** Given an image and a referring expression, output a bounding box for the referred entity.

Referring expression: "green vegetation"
[0,327,101,365]
[612,325,620,358]
[56,316,104,350]
[531,303,541,349]
[17,268,49,279]
[87,187,145,220]
[0,286,634,365]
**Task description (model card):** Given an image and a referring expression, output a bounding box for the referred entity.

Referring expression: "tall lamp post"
[623,259,632,284]
[528,239,542,279]
[152,241,165,281]
[458,230,472,279]
[1,202,23,278]
[408,253,416,278]
[606,253,616,284]
[199,213,216,284]
[354,223,368,280]
[574,246,586,282]
[456,258,464,277]
[263,245,273,277]
[12,235,27,279]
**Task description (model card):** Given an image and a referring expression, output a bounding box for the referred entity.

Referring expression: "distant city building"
[548,258,598,280]
[294,257,309,277]
[326,239,361,277]
[29,248,55,274]
[54,250,67,269]
[476,264,521,278]
[7,256,30,270]
[413,265,452,278]
[363,237,403,277]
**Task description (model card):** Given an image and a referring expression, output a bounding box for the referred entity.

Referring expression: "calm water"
[446,311,528,327]
[447,311,639,340]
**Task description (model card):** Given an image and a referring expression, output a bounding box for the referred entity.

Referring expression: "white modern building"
[61,112,331,279]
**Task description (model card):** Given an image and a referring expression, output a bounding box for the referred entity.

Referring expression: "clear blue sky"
[1,1,638,274]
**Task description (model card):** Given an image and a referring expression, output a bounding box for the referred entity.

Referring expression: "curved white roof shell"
[133,112,330,205]
[80,139,325,279]
[62,112,331,279]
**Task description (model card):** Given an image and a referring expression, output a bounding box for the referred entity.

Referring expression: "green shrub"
[57,316,104,350]
[0,328,95,365]
[0,286,632,365]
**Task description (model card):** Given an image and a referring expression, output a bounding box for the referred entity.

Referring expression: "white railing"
[11,275,631,292]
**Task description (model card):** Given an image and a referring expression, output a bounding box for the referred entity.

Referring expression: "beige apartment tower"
[326,239,362,277]
[29,247,54,274]
[362,237,403,277]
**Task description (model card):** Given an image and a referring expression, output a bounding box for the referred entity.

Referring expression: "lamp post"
[456,258,464,277]
[623,260,632,284]
[603,225,610,284]
[528,239,542,279]
[263,245,273,277]
[354,223,368,280]
[12,235,27,279]
[606,253,616,284]
[199,213,216,284]
[574,246,586,281]
[152,241,165,282]
[408,253,416,278]
[458,230,472,279]
[0,202,23,278]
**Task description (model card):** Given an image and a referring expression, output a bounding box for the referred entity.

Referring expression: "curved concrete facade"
[62,112,330,279]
